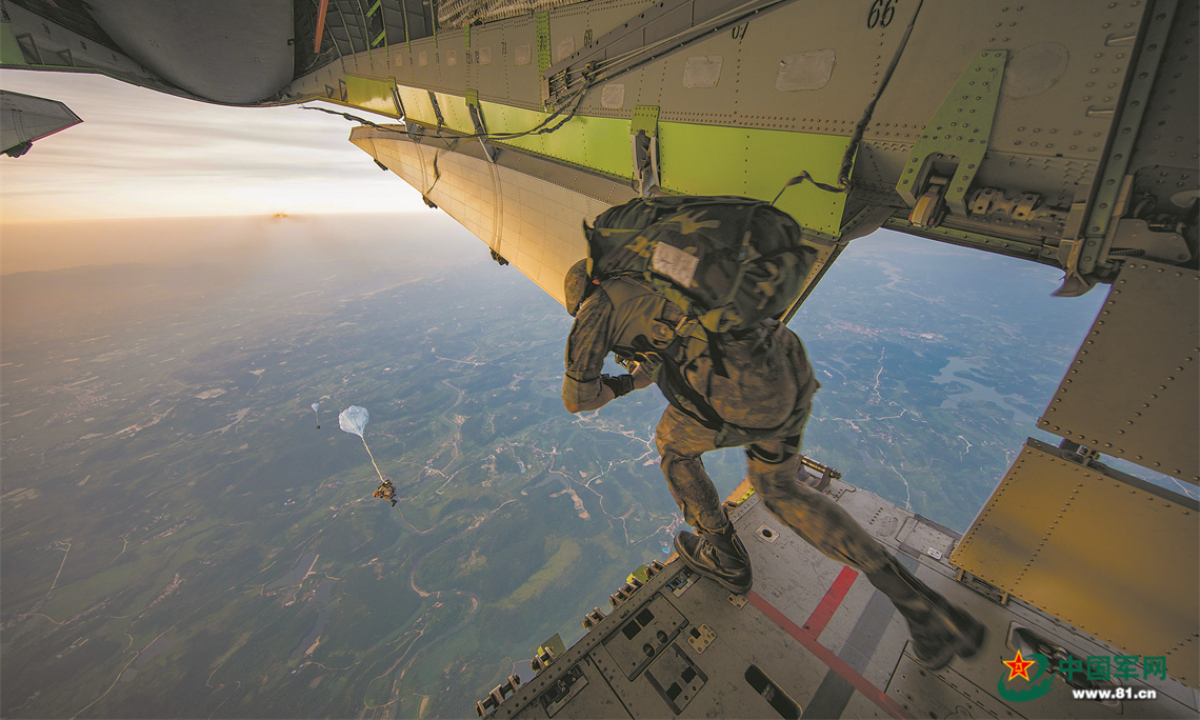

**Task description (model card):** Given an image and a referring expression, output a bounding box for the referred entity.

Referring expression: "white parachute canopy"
[339,405,384,483]
[339,405,368,436]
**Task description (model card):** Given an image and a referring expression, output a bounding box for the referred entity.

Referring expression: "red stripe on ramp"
[802,566,859,638]
[747,591,912,720]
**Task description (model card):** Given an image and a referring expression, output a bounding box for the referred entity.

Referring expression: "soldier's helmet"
[564,258,596,317]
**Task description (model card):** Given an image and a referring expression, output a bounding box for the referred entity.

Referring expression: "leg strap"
[745,434,802,464]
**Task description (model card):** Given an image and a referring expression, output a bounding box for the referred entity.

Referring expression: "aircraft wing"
[349,122,636,305]
[0,89,82,157]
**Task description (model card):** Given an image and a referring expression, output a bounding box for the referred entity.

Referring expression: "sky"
[1,67,1192,497]
[0,69,428,225]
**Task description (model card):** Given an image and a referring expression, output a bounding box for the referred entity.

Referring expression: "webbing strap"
[746,434,803,464]
[707,330,728,377]
[648,330,724,431]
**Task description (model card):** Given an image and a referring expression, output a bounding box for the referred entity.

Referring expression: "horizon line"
[1,209,425,227]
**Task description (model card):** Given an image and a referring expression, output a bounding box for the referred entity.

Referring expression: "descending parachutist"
[373,478,398,506]
[339,405,391,505]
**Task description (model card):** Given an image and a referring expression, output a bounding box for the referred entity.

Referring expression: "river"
[932,356,1035,424]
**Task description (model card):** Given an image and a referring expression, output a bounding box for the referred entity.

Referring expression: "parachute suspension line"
[360,436,387,485]
[480,78,593,141]
[425,145,445,198]
[835,0,927,188]
[772,0,927,204]
[338,406,385,486]
[301,105,397,130]
[302,77,594,146]
[560,0,791,91]
[770,171,847,204]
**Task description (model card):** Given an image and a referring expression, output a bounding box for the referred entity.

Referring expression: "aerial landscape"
[1,1,1194,715]
[0,209,1132,718]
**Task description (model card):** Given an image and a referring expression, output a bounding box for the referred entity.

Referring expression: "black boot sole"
[674,533,753,594]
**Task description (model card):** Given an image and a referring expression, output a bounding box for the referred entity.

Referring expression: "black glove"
[599,374,636,398]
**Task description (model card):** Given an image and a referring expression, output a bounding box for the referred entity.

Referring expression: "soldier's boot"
[674,524,753,594]
[866,557,986,670]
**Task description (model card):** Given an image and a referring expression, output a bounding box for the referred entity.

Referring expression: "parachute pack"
[585,196,817,335]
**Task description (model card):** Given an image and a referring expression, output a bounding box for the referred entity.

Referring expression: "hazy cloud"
[0,70,426,221]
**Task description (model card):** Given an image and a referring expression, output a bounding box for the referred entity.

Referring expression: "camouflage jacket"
[563,276,818,446]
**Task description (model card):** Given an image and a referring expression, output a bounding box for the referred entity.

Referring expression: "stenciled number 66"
[868,0,896,28]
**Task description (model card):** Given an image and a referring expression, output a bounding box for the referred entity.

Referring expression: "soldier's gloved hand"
[599,374,636,398]
[631,363,656,390]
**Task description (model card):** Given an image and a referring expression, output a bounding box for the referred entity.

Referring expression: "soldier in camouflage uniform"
[373,479,397,506]
[561,262,985,669]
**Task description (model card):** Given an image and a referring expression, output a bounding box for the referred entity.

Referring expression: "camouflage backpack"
[586,195,816,335]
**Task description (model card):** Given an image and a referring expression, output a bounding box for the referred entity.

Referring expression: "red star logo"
[1003,649,1037,681]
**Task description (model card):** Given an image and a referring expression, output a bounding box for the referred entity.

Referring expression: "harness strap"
[707,330,729,377]
[656,350,725,431]
[746,434,803,464]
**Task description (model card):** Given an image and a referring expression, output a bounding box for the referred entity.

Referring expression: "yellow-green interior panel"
[484,102,632,180]
[397,85,437,126]
[391,97,852,237]
[432,91,475,135]
[658,123,850,238]
[344,75,400,118]
[1,22,26,65]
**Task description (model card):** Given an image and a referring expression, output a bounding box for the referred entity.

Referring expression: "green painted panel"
[393,91,850,236]
[482,102,632,180]
[658,122,850,237]
[433,91,475,135]
[631,105,659,136]
[896,50,1006,215]
[583,115,632,178]
[345,75,400,117]
[398,85,436,125]
[1,23,27,65]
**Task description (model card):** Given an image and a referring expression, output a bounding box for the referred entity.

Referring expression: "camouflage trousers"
[654,326,893,575]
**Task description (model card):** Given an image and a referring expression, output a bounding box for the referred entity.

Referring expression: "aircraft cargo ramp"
[480,453,1199,719]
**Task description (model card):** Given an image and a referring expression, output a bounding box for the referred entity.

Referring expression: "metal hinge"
[910,175,948,229]
[897,50,1007,224]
